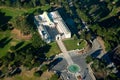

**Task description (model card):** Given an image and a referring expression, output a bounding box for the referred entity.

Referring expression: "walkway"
[56,40,94,80]
[87,62,96,80]
[56,40,73,65]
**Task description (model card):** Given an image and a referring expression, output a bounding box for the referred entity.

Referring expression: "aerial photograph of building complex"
[0,0,120,80]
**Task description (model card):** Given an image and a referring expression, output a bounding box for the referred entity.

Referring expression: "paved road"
[56,40,73,65]
[82,39,102,58]
[87,62,96,80]
[55,39,104,80]
[52,54,93,80]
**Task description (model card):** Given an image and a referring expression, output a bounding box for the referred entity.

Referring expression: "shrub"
[40,64,48,72]
[50,74,59,80]
[34,70,43,77]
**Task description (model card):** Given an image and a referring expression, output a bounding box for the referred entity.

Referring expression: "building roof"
[34,11,71,43]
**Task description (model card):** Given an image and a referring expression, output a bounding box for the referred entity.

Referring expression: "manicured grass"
[0,6,41,22]
[0,7,25,19]
[0,30,11,58]
[41,4,51,11]
[0,30,31,58]
[63,39,86,51]
[46,42,61,58]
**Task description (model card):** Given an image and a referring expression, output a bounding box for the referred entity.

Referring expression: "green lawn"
[63,39,86,51]
[0,30,11,57]
[0,7,25,20]
[41,4,51,11]
[0,30,31,58]
[0,6,37,58]
[46,42,61,58]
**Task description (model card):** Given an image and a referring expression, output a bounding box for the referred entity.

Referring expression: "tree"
[73,34,78,40]
[77,24,82,30]
[0,12,12,31]
[34,70,43,77]
[15,16,27,34]
[40,0,46,6]
[32,32,46,49]
[40,64,48,72]
[86,56,93,63]
[50,74,59,80]
[85,33,91,41]
[10,46,16,52]
[80,31,85,39]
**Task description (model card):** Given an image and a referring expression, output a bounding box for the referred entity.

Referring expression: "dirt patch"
[40,71,54,80]
[3,66,54,80]
[97,36,106,53]
[11,28,32,40]
[10,42,17,46]
[94,71,107,79]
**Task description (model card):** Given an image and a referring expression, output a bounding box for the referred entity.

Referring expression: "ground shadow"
[101,52,112,65]
[0,11,12,31]
[16,43,32,53]
[39,44,51,54]
[91,49,102,58]
[99,12,120,28]
[15,41,24,50]
[57,8,79,37]
[48,57,63,70]
[0,37,12,48]
[9,67,21,76]
[26,13,37,30]
[116,1,120,7]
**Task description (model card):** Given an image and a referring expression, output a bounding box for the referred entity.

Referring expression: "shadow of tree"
[0,37,12,48]
[91,49,102,58]
[9,67,21,76]
[39,44,51,54]
[48,58,63,70]
[101,52,112,65]
[116,1,120,7]
[16,43,32,53]
[99,12,120,28]
[57,8,79,37]
[26,13,37,30]
[0,11,12,31]
[15,41,24,50]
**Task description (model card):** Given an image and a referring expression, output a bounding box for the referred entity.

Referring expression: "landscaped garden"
[0,4,60,79]
[46,42,61,58]
[63,39,86,51]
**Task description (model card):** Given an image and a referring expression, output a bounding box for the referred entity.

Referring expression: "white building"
[34,11,71,43]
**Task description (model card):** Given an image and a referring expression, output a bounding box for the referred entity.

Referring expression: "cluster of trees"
[14,13,36,35]
[0,11,12,31]
[0,0,69,8]
[0,0,47,8]
[91,58,119,80]
[0,0,120,79]
[0,31,50,78]
[62,0,120,51]
[86,56,120,80]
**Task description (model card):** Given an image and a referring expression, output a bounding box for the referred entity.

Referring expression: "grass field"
[0,6,38,58]
[0,6,57,58]
[2,68,54,80]
[0,6,42,24]
[63,39,86,51]
[0,30,31,58]
[46,42,61,58]
[0,30,11,57]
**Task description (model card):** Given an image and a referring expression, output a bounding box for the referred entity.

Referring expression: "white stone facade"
[34,11,71,43]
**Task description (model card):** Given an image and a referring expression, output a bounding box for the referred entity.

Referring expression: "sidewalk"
[56,40,73,65]
[87,62,96,80]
